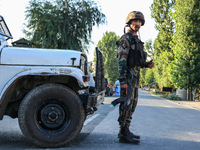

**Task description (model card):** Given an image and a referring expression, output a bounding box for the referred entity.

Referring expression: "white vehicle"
[0,16,105,148]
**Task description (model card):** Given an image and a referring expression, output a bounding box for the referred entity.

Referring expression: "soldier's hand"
[148,59,154,69]
[121,84,128,95]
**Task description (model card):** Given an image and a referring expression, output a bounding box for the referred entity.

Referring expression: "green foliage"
[150,0,175,90]
[150,0,174,32]
[170,0,200,90]
[88,62,94,74]
[140,40,155,88]
[144,39,154,60]
[144,68,154,86]
[24,0,106,51]
[140,68,147,88]
[166,94,181,101]
[96,32,119,83]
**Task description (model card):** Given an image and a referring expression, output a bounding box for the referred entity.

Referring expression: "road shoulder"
[147,90,200,110]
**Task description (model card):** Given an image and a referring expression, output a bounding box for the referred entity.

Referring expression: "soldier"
[117,11,154,144]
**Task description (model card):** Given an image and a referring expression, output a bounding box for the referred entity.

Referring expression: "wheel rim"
[35,100,71,135]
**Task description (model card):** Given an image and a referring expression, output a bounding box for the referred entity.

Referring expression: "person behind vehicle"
[115,80,120,96]
[117,11,154,144]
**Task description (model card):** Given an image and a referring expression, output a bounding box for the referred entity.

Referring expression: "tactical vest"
[126,32,147,67]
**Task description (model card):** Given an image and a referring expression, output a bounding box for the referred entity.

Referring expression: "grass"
[147,89,167,97]
[146,89,181,100]
[152,91,168,98]
[147,89,168,97]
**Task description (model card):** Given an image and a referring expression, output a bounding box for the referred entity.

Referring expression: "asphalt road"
[0,90,199,150]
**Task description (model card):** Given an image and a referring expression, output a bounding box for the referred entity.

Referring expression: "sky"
[0,0,158,61]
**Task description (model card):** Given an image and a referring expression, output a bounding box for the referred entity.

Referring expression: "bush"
[166,94,181,100]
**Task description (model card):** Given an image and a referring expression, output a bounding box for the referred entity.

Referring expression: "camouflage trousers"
[118,67,140,127]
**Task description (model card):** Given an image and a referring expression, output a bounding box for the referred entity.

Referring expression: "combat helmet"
[125,11,145,26]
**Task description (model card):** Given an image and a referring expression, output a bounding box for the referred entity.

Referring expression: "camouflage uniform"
[115,11,151,144]
[117,29,148,127]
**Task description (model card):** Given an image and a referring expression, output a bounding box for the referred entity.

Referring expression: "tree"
[24,0,106,51]
[140,68,147,88]
[144,39,154,60]
[145,68,154,86]
[171,0,200,100]
[88,61,94,74]
[150,0,175,90]
[96,32,119,83]
[140,39,154,88]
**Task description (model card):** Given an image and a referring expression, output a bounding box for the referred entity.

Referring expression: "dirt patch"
[172,101,200,109]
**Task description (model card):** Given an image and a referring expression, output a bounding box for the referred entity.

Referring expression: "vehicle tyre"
[18,83,85,148]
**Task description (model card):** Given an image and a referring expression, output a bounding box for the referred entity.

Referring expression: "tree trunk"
[187,87,193,101]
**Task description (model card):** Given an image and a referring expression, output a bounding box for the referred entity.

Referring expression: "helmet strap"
[124,24,139,36]
[124,24,130,33]
[129,27,136,33]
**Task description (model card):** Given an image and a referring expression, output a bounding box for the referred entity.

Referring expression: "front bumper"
[79,90,105,115]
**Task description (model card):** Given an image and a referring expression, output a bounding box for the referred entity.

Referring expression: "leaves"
[96,32,119,83]
[150,0,175,90]
[24,0,106,52]
[171,0,200,89]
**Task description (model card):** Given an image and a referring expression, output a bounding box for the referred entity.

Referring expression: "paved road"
[0,90,200,149]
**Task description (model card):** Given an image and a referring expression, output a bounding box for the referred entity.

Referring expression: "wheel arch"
[0,74,83,119]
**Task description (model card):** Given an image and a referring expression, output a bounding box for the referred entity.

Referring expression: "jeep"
[0,15,105,148]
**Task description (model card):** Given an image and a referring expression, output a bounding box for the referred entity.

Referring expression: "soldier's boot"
[119,126,140,144]
[118,125,140,139]
[126,125,140,139]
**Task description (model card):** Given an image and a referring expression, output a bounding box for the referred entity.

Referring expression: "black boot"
[118,125,140,139]
[119,126,140,144]
[126,126,140,139]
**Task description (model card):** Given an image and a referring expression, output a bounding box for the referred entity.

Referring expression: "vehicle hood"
[0,47,82,66]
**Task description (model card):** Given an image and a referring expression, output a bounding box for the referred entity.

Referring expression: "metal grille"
[0,15,13,39]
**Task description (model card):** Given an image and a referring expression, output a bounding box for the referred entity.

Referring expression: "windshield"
[0,32,6,40]
[0,16,13,40]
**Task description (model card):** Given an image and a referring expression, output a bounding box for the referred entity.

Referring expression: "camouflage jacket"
[117,30,149,85]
